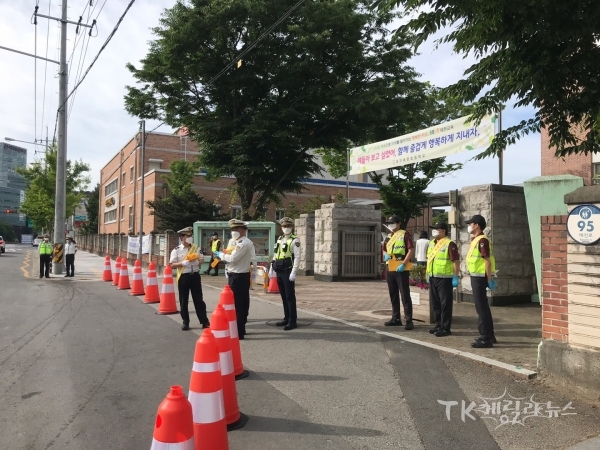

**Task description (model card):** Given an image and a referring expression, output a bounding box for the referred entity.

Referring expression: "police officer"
[39,235,52,278]
[169,227,209,331]
[269,217,301,331]
[426,222,460,337]
[383,215,414,330]
[215,219,256,339]
[465,215,497,348]
[204,232,222,276]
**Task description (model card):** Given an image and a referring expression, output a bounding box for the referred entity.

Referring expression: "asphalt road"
[1,245,599,449]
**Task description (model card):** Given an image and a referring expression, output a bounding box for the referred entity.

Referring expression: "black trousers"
[386,271,413,322]
[205,256,219,275]
[471,276,495,339]
[39,255,51,277]
[276,268,297,324]
[228,272,251,337]
[178,272,208,325]
[429,277,453,331]
[65,254,75,276]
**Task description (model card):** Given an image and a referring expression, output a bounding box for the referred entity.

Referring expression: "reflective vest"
[426,238,454,278]
[386,230,407,257]
[39,242,52,255]
[211,239,221,253]
[467,235,496,277]
[275,234,297,260]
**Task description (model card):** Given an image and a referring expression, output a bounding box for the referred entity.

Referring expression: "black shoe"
[39,275,43,278]
[276,320,289,327]
[429,326,441,334]
[203,270,210,275]
[384,319,402,326]
[202,321,210,329]
[434,329,451,337]
[239,334,245,340]
[405,321,414,330]
[211,273,218,276]
[476,336,497,344]
[471,339,493,348]
[284,323,297,331]
[64,274,69,277]
[181,323,190,331]
[45,276,50,278]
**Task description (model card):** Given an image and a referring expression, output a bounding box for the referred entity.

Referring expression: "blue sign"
[566,204,600,245]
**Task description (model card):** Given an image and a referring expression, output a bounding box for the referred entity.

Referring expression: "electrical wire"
[40,0,52,142]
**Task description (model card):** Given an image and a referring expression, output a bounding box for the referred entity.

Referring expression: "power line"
[40,0,52,141]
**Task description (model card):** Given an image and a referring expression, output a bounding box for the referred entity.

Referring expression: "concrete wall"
[523,175,584,302]
[295,212,315,276]
[456,184,536,305]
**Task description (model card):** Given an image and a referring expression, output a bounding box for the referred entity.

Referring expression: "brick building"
[99,131,383,235]
[541,127,598,185]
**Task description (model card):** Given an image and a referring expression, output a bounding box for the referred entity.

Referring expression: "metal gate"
[341,231,378,278]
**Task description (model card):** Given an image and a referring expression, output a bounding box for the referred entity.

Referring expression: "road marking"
[21,251,31,278]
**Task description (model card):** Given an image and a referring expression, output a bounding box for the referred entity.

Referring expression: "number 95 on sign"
[567,204,600,245]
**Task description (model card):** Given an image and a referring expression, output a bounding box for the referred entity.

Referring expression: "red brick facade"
[541,215,569,342]
[541,127,593,185]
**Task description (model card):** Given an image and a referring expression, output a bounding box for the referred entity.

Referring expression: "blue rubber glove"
[396,263,405,273]
[384,254,390,262]
[214,251,224,259]
[452,275,459,288]
[488,279,496,291]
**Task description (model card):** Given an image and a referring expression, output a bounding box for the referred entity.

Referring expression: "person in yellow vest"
[269,217,301,331]
[204,232,222,276]
[465,215,497,348]
[39,235,53,278]
[426,222,460,337]
[169,226,209,331]
[383,215,414,330]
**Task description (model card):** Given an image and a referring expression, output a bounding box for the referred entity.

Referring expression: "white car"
[32,238,43,247]
[0,235,5,253]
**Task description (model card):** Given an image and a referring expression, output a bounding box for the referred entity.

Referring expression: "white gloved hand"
[268,267,275,278]
[289,270,296,282]
[181,260,190,267]
[224,270,229,279]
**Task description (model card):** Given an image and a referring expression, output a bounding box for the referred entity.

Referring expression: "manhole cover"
[265,320,314,327]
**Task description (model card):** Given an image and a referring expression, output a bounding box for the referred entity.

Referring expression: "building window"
[130,166,134,183]
[213,204,222,217]
[129,206,134,229]
[231,206,242,219]
[120,205,125,221]
[104,178,118,196]
[275,209,285,221]
[122,172,126,187]
[593,163,600,185]
[104,210,117,223]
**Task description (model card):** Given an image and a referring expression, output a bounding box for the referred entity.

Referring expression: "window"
[213,204,222,217]
[122,172,126,187]
[231,206,242,219]
[275,209,285,221]
[120,205,125,221]
[130,166,134,183]
[104,179,118,196]
[104,210,117,223]
[594,163,600,185]
[128,206,134,229]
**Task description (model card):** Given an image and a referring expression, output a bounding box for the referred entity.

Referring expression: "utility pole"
[137,120,146,262]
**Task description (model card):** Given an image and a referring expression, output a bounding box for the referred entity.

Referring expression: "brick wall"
[541,215,569,342]
[541,127,592,185]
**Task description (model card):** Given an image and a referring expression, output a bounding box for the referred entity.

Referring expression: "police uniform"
[39,236,53,278]
[219,219,256,339]
[271,217,301,330]
[204,233,222,276]
[426,223,459,336]
[65,237,77,277]
[465,215,496,348]
[383,215,414,329]
[169,227,209,330]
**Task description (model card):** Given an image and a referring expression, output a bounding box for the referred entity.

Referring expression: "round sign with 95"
[566,204,600,245]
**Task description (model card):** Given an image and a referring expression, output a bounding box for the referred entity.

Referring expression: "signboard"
[349,114,496,175]
[567,204,600,245]
[127,235,151,254]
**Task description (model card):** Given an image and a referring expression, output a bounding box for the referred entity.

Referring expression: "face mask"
[431,230,439,238]
[387,223,397,231]
[467,225,475,234]
[282,227,292,235]
[185,237,193,244]
[231,231,240,240]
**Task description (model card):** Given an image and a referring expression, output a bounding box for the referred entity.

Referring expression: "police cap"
[386,215,401,224]
[279,217,294,227]
[430,222,449,232]
[465,214,487,230]
[229,218,248,229]
[177,226,193,236]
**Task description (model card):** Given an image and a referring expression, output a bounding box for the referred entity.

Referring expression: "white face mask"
[282,227,292,235]
[185,237,194,244]
[467,225,475,234]
[231,231,240,240]
[387,223,397,231]
[431,230,439,238]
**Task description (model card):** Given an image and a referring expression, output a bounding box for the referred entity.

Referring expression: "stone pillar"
[295,212,315,276]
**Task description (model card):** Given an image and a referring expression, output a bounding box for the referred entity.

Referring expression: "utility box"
[192,221,277,273]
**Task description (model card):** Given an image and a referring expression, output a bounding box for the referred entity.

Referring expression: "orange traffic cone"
[157,265,178,315]
[118,258,131,290]
[102,255,112,282]
[189,329,229,450]
[210,305,247,430]
[130,259,145,296]
[219,286,248,380]
[267,276,279,293]
[112,257,121,286]
[143,262,160,304]
[150,385,194,450]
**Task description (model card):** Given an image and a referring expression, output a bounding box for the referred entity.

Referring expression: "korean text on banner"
[349,115,496,175]
[127,235,151,254]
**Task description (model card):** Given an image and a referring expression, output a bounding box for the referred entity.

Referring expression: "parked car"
[0,235,5,253]
[32,237,43,247]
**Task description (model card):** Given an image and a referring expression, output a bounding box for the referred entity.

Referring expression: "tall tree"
[124,0,437,219]
[375,0,600,157]
[81,184,100,235]
[146,160,218,231]
[17,147,90,233]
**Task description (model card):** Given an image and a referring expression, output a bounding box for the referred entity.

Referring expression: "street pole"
[137,121,146,262]
[498,109,504,186]
[346,148,350,201]
[53,0,68,274]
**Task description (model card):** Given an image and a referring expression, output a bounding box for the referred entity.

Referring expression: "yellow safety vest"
[467,235,496,277]
[39,242,53,255]
[385,230,413,271]
[426,238,454,278]
[275,235,297,260]
[211,239,221,253]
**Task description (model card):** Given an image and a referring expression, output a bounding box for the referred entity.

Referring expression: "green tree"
[81,184,100,235]
[375,0,600,157]
[0,222,16,242]
[17,146,90,233]
[146,160,218,231]
[124,0,436,220]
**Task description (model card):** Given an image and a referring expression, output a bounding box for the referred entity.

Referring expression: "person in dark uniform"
[169,227,209,331]
[383,215,414,330]
[269,217,301,331]
[65,236,77,277]
[204,232,222,276]
[426,222,460,337]
[465,215,497,348]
